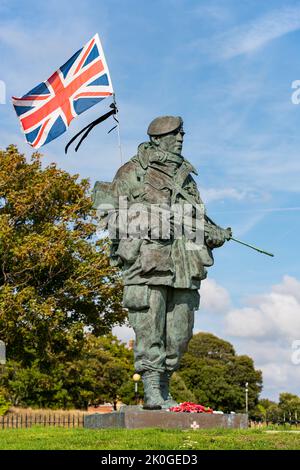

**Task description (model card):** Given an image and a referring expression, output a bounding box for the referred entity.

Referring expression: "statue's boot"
[160,371,179,408]
[142,371,165,410]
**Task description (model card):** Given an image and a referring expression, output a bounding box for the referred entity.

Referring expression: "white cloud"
[226,307,268,338]
[215,6,300,59]
[236,339,290,365]
[222,278,300,399]
[259,361,300,398]
[112,324,134,345]
[201,187,248,203]
[272,275,300,303]
[200,278,231,313]
[225,275,300,340]
[236,341,298,396]
[260,362,289,387]
[193,3,233,24]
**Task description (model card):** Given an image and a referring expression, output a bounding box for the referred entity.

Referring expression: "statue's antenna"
[112,93,123,165]
[106,94,123,165]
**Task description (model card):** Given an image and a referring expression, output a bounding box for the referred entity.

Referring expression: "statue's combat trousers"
[124,285,200,374]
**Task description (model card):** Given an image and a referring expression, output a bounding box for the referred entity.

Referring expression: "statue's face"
[152,128,185,154]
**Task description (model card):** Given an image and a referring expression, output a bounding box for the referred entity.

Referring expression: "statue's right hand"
[225,227,232,240]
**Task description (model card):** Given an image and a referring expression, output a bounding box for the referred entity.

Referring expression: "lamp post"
[133,373,141,405]
[245,382,249,414]
[0,341,5,366]
[0,341,6,380]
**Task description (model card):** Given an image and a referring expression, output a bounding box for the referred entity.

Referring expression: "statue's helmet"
[147,116,183,136]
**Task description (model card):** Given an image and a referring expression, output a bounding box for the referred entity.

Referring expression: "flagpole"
[113,94,123,165]
[116,116,123,165]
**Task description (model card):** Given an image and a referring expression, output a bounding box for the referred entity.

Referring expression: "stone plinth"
[84,406,248,429]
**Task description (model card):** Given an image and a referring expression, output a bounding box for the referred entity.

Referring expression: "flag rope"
[64,103,117,154]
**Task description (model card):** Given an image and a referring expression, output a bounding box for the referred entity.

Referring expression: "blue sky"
[1,0,300,402]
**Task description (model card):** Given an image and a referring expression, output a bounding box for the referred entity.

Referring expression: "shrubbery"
[0,146,128,408]
[0,394,10,415]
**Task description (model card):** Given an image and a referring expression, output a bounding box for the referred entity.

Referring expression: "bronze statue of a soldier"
[93,116,231,409]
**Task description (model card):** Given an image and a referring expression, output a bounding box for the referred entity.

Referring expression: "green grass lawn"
[0,427,300,450]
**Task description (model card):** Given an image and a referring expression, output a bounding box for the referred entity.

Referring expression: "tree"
[259,398,277,410]
[169,372,196,403]
[0,334,134,409]
[178,332,262,413]
[0,393,10,415]
[187,332,235,361]
[252,395,300,424]
[279,392,300,407]
[251,398,278,422]
[265,404,281,424]
[0,145,128,407]
[279,393,300,421]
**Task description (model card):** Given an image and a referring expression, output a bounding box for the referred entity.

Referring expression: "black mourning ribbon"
[65,102,118,154]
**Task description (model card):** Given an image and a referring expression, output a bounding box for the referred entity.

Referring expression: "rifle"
[229,235,274,257]
[171,182,274,258]
[205,216,274,258]
[93,181,275,258]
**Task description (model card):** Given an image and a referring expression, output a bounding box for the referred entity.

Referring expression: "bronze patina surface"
[93,116,231,410]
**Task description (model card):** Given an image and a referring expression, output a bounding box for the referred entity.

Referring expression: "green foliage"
[278,392,300,417]
[251,398,278,421]
[252,394,300,423]
[279,392,300,407]
[1,428,300,450]
[0,394,10,415]
[186,332,235,361]
[259,398,277,410]
[170,372,196,403]
[0,145,129,408]
[178,333,262,413]
[0,335,134,409]
[266,404,281,423]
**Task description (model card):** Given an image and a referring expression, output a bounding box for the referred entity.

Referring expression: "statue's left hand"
[206,226,231,248]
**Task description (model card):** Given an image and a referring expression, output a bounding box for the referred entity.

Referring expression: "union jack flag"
[12,34,114,149]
